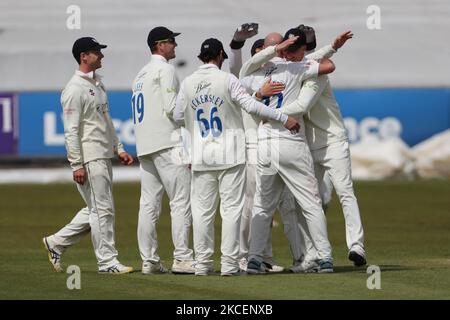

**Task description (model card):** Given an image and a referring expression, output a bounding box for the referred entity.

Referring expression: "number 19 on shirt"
[132,93,144,124]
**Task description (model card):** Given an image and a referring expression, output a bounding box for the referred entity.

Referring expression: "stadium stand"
[0,0,449,90]
[0,0,449,181]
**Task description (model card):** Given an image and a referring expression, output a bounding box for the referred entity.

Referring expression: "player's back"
[132,58,180,156]
[182,65,246,171]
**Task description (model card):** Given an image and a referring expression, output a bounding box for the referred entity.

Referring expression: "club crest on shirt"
[89,89,95,96]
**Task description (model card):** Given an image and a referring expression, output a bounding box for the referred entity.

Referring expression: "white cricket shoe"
[289,259,319,273]
[262,258,284,273]
[98,263,134,274]
[42,237,63,273]
[142,261,168,275]
[171,259,195,274]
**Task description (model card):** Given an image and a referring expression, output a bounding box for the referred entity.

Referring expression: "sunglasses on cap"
[155,38,176,44]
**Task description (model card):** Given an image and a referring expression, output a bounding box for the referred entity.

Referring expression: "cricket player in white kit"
[174,37,300,276]
[132,27,195,274]
[241,28,336,273]
[43,37,134,274]
[284,25,366,267]
[229,25,303,272]
[241,28,358,272]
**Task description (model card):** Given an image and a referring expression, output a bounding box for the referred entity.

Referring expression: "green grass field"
[1,180,449,300]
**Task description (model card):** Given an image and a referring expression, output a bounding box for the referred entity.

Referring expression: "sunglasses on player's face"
[155,38,176,44]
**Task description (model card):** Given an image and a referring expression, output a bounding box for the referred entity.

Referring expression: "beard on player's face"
[82,50,103,70]
[163,43,177,60]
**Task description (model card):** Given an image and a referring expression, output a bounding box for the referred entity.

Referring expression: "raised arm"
[239,46,277,79]
[306,45,336,60]
[229,47,243,78]
[229,23,259,77]
[318,58,335,75]
[239,36,299,78]
[307,30,353,60]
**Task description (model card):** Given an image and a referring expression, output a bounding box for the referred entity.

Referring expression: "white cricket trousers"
[191,164,245,274]
[249,138,333,263]
[240,160,305,262]
[137,146,193,263]
[313,140,365,255]
[46,159,119,270]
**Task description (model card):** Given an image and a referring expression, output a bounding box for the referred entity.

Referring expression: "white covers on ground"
[411,129,450,178]
[350,130,450,180]
[350,137,415,180]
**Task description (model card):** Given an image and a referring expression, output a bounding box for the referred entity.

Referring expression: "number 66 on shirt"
[196,106,222,138]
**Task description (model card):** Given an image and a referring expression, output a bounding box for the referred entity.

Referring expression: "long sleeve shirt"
[173,63,287,171]
[239,44,344,148]
[282,45,347,150]
[61,70,124,171]
[131,54,181,156]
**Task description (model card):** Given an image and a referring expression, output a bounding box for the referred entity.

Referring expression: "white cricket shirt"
[240,57,319,142]
[304,75,348,150]
[174,64,287,171]
[132,54,181,156]
[61,70,125,171]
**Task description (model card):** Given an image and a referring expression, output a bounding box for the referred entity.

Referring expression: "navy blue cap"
[198,38,228,59]
[283,28,307,52]
[72,37,107,60]
[251,38,264,56]
[147,26,180,48]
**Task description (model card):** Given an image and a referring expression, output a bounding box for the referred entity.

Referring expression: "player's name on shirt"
[190,93,225,110]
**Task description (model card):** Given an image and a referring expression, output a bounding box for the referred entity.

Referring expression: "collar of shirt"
[75,70,103,86]
[199,63,219,70]
[151,54,168,63]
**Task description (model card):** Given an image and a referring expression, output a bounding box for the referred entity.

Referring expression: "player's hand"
[332,31,353,50]
[297,24,315,36]
[258,78,285,97]
[275,36,299,54]
[297,24,316,47]
[118,152,134,165]
[73,168,86,185]
[283,116,300,134]
[233,23,259,42]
